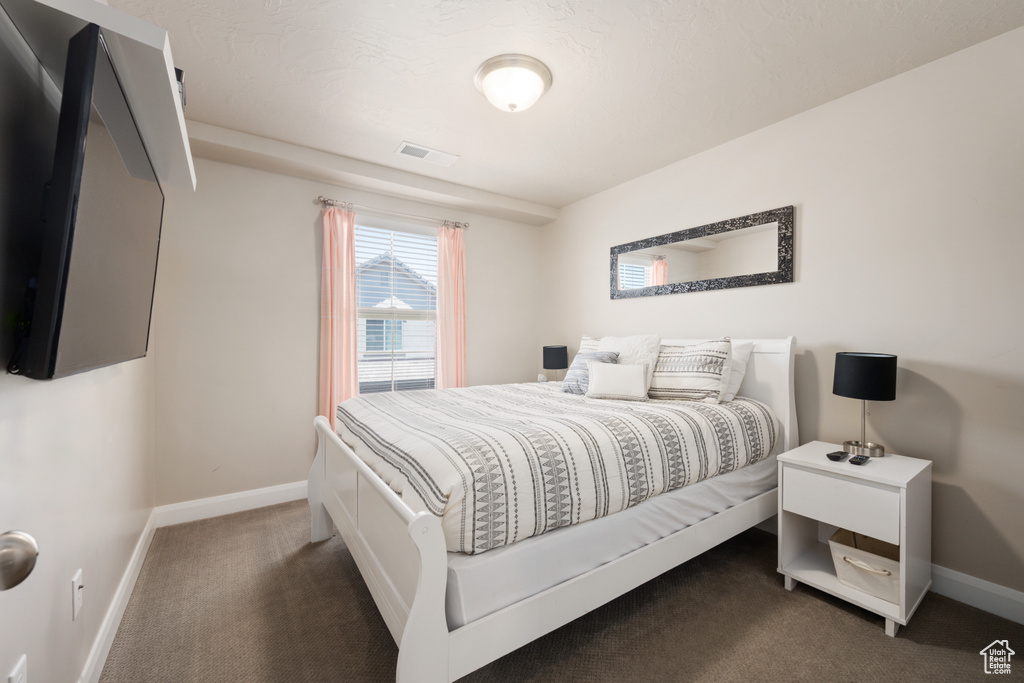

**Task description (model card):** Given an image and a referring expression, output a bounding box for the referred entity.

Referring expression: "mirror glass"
[610,206,793,298]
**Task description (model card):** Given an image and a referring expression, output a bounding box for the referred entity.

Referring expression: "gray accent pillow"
[562,351,619,395]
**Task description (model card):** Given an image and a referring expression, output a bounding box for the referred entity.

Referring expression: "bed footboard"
[308,432,333,543]
[310,416,450,682]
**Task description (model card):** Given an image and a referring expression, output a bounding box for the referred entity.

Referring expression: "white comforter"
[336,382,778,554]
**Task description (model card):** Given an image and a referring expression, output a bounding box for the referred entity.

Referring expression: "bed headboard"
[661,337,798,455]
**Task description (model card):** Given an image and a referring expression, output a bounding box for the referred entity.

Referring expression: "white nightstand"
[777,441,932,636]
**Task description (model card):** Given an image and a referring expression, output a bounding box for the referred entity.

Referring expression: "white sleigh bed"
[308,337,798,682]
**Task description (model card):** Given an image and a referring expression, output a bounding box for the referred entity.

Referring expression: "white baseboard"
[79,509,158,683]
[931,564,1024,626]
[152,480,308,528]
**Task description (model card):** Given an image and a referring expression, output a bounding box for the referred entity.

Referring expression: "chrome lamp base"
[843,440,886,458]
[842,398,888,457]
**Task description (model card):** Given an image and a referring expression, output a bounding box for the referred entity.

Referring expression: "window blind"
[355,225,437,393]
[618,262,648,289]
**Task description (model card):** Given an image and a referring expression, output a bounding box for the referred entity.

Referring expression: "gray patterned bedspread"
[336,382,778,554]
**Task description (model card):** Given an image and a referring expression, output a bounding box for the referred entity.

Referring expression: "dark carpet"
[100,500,1023,682]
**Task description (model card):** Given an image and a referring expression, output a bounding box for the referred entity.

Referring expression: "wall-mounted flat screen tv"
[9,23,164,380]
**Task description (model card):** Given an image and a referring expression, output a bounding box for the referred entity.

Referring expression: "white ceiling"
[108,0,1024,210]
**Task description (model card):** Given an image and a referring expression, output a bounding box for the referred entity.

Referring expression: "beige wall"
[540,27,1024,591]
[0,27,156,683]
[154,158,543,505]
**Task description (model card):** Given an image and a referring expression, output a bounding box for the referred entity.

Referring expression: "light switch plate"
[8,654,27,683]
[72,569,83,621]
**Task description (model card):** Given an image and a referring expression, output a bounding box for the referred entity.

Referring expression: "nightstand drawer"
[782,467,900,545]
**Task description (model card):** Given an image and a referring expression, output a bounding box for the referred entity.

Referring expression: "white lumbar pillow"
[596,334,661,390]
[585,362,649,401]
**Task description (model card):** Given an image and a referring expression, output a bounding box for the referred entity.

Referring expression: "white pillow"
[648,338,733,403]
[596,334,661,390]
[585,362,649,401]
[721,340,754,402]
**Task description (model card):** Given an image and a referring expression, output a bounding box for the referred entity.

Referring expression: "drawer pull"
[843,555,892,576]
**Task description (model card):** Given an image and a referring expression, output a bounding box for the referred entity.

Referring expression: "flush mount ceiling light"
[474,54,552,113]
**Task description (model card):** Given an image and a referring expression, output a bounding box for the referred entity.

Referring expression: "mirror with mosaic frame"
[610,205,794,298]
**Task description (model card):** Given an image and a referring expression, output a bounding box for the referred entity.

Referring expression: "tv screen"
[10,23,164,380]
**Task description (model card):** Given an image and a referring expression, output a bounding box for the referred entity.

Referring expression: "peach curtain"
[436,225,467,389]
[319,207,358,428]
[651,258,668,286]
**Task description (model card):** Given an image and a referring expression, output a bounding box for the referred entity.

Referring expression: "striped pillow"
[562,351,618,395]
[648,339,733,403]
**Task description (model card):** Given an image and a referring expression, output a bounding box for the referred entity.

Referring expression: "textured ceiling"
[108,0,1024,209]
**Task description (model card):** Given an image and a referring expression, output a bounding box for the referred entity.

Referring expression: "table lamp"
[833,352,897,457]
[543,345,569,381]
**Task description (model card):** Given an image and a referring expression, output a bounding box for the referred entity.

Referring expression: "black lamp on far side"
[833,352,897,457]
[543,345,569,381]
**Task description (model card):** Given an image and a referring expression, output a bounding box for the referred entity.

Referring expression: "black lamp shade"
[543,345,569,370]
[833,352,897,401]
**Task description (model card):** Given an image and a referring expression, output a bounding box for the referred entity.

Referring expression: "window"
[355,224,437,393]
[618,262,649,289]
[364,319,403,353]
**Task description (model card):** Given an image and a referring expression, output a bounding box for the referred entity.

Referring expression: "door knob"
[0,531,39,590]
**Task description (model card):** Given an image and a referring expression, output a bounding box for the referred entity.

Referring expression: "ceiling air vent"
[395,141,459,167]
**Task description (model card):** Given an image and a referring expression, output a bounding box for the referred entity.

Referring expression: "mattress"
[445,452,778,629]
[336,382,778,554]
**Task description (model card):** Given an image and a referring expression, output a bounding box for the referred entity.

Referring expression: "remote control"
[826,451,847,462]
[849,455,869,466]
